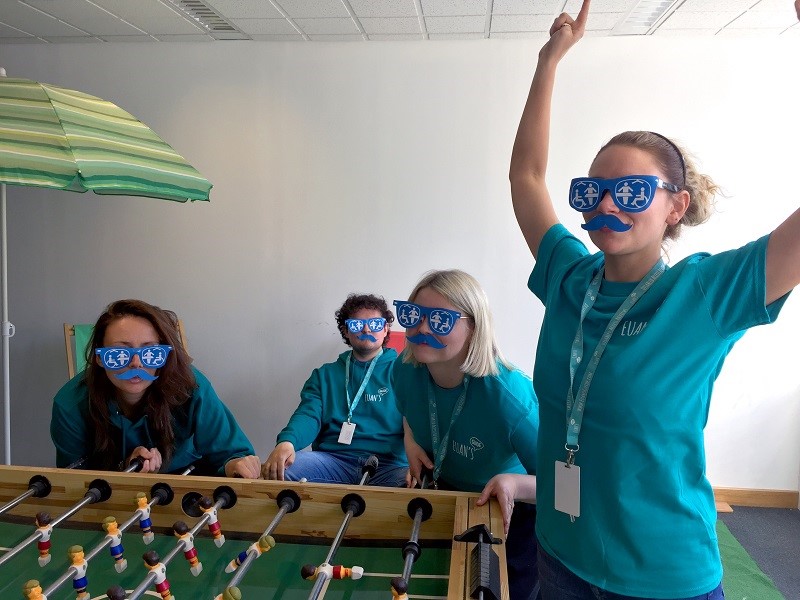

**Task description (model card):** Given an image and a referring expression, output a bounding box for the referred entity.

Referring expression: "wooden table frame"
[0,465,509,599]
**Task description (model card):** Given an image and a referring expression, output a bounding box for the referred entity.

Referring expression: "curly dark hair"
[84,299,195,470]
[334,294,395,348]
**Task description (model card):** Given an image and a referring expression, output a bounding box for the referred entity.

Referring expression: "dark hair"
[334,294,395,348]
[173,520,189,535]
[143,550,160,566]
[84,299,195,470]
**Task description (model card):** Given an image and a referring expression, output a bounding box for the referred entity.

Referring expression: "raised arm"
[765,4,800,304]
[509,0,591,258]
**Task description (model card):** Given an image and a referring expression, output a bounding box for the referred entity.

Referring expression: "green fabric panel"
[0,77,212,202]
[717,520,786,600]
[74,324,94,375]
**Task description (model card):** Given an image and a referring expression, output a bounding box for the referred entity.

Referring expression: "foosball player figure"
[68,545,89,600]
[22,579,47,600]
[143,550,172,600]
[172,520,202,576]
[225,535,275,573]
[135,492,155,545]
[301,563,364,581]
[198,496,225,547]
[102,516,128,573]
[390,576,409,600]
[106,585,128,600]
[35,512,53,566]
[213,586,242,600]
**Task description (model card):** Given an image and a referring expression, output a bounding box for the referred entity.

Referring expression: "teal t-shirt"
[51,366,255,475]
[529,224,789,598]
[393,357,538,492]
[276,348,406,468]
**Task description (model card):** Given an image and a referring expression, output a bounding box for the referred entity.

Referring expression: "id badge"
[338,421,356,445]
[555,461,580,518]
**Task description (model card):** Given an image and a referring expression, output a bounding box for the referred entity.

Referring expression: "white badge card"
[338,421,356,445]
[555,461,581,518]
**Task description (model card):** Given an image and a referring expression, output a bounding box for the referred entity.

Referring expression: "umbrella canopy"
[0,72,213,464]
[0,76,212,202]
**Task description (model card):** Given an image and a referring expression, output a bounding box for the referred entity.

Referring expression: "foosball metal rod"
[307,455,377,600]
[128,487,236,600]
[401,495,433,583]
[0,474,50,517]
[42,483,173,598]
[227,489,301,588]
[0,478,112,568]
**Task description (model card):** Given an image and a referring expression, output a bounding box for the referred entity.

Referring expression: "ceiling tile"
[727,10,797,28]
[368,32,425,39]
[308,33,365,40]
[25,0,148,36]
[660,11,741,29]
[233,18,299,35]
[206,0,284,19]
[0,1,91,37]
[93,0,204,35]
[348,0,418,18]
[294,17,360,34]
[425,15,485,33]
[492,0,563,16]
[276,0,350,18]
[651,27,719,36]
[678,0,753,10]
[563,0,638,12]
[429,31,484,38]
[360,16,421,34]
[491,14,553,32]
[421,0,486,16]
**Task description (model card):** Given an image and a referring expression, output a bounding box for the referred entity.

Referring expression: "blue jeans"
[284,450,407,487]
[538,546,725,600]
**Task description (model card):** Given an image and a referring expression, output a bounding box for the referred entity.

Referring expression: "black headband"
[649,131,686,189]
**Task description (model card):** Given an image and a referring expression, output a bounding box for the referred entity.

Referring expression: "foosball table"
[0,465,509,599]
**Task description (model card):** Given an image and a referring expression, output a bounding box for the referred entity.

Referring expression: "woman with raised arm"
[509,1,800,598]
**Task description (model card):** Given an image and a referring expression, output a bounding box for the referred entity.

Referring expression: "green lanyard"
[427,374,471,485]
[344,348,383,423]
[565,260,666,464]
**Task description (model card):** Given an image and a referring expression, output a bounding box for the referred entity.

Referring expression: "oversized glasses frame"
[393,301,463,336]
[345,318,387,333]
[96,345,172,370]
[569,175,680,213]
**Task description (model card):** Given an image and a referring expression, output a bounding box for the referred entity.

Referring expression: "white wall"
[1,35,798,490]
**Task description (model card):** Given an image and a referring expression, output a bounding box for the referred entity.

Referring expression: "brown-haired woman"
[50,299,260,478]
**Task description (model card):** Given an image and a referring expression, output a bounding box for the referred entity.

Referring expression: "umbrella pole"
[1,182,11,465]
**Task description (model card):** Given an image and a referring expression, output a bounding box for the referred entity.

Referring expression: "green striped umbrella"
[0,76,212,201]
[0,73,212,464]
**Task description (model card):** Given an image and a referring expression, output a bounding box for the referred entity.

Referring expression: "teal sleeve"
[188,369,255,475]
[275,369,323,450]
[50,376,91,468]
[510,409,539,475]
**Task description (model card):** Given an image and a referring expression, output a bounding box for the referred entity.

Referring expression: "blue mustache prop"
[407,333,447,349]
[357,334,378,342]
[581,214,632,232]
[114,368,159,381]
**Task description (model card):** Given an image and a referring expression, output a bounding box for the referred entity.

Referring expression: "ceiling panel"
[0,0,797,44]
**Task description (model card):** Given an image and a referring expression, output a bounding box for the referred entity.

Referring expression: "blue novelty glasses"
[345,318,386,333]
[393,301,462,336]
[96,345,172,370]
[569,175,680,213]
